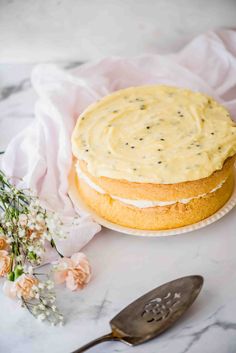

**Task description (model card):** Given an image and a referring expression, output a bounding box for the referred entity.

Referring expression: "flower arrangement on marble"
[0,170,91,325]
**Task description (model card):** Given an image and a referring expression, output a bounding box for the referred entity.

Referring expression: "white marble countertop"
[1,63,236,353]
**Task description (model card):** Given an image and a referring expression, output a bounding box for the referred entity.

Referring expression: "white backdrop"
[0,0,236,62]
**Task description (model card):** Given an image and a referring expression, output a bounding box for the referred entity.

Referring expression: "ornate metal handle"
[71,332,116,353]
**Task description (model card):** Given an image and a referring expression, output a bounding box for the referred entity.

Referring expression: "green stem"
[10,253,15,272]
[51,239,63,258]
[22,298,38,319]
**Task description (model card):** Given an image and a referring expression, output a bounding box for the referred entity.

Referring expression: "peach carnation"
[15,274,39,300]
[0,236,8,250]
[0,250,11,276]
[54,252,91,291]
[2,280,17,299]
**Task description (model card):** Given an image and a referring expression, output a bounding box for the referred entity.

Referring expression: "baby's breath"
[22,273,63,326]
[0,170,64,324]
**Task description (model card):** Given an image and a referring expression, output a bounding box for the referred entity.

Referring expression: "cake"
[71,85,236,230]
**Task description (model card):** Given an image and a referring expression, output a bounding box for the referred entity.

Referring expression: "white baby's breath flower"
[32,307,38,315]
[33,198,40,206]
[38,282,45,290]
[58,229,65,238]
[37,313,46,321]
[54,261,68,271]
[42,232,52,241]
[51,305,56,312]
[34,249,43,257]
[36,214,44,223]
[27,266,34,274]
[38,303,45,311]
[46,280,54,290]
[18,229,25,238]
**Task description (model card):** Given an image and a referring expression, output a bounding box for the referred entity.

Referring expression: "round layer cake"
[71,85,236,230]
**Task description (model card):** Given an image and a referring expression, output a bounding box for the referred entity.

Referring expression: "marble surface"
[1,0,236,62]
[1,63,236,353]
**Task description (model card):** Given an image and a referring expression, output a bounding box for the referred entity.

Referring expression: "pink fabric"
[1,30,236,254]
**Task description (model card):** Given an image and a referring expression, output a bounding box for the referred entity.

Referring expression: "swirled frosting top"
[72,85,236,184]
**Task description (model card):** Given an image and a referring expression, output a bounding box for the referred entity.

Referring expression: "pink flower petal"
[65,272,78,291]
[3,281,17,300]
[70,252,87,266]
[54,269,68,284]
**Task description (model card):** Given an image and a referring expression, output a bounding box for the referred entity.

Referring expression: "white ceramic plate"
[68,166,236,237]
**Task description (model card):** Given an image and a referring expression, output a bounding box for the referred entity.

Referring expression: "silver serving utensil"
[72,275,203,353]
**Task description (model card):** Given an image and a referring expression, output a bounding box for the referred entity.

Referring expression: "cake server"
[72,275,203,353]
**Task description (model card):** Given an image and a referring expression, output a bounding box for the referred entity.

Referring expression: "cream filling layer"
[76,163,226,208]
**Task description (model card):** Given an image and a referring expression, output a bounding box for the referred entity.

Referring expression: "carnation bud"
[28,251,37,260]
[7,271,15,281]
[14,265,23,279]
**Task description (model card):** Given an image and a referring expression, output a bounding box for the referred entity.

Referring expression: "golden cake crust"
[74,169,234,230]
[79,156,235,201]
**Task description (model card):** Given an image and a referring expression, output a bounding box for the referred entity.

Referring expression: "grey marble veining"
[1,64,236,353]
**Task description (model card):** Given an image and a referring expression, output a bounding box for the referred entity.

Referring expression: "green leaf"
[7,272,15,281]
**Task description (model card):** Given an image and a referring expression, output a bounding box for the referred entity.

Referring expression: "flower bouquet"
[0,170,91,325]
